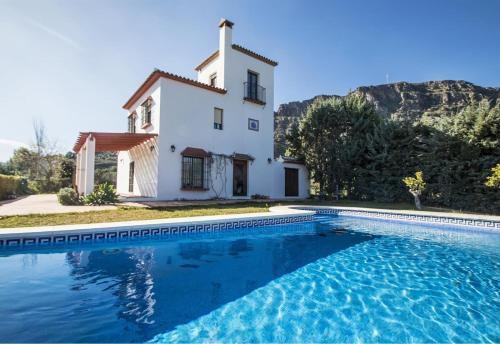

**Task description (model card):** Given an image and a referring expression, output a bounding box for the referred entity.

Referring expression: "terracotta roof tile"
[232,44,278,67]
[123,69,226,110]
[181,147,211,158]
[195,50,219,71]
[195,44,278,72]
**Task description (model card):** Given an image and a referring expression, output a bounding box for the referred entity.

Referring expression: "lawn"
[0,203,270,229]
[0,199,493,229]
[283,199,483,213]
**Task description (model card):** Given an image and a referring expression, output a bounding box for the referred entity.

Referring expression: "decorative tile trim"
[295,207,500,232]
[0,214,313,248]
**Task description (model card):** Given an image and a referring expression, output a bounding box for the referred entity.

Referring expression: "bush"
[485,164,500,189]
[251,194,270,200]
[0,174,26,200]
[57,187,81,205]
[28,179,65,194]
[83,183,118,205]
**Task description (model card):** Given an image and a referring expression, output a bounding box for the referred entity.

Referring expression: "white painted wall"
[271,162,310,199]
[75,135,95,195]
[156,73,276,200]
[116,138,159,198]
[116,20,309,200]
[116,82,161,198]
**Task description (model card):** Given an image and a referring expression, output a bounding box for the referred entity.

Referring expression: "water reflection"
[67,248,157,327]
[59,224,373,342]
[0,223,374,342]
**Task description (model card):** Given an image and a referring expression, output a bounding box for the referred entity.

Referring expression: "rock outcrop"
[274,80,500,157]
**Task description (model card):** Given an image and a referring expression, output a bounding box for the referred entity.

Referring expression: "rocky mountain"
[274,80,500,157]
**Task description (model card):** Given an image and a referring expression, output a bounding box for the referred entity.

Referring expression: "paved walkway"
[0,194,116,216]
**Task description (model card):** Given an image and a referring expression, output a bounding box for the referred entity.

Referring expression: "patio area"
[0,194,117,216]
[0,194,269,217]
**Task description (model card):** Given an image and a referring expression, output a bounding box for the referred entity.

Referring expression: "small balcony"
[243,82,266,105]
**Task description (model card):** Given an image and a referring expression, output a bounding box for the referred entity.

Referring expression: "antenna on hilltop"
[385,73,390,84]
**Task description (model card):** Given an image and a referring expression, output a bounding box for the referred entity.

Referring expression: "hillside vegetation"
[275,80,500,157]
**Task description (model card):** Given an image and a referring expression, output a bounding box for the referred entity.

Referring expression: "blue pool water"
[0,216,498,343]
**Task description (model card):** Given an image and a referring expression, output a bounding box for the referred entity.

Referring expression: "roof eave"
[122,70,227,110]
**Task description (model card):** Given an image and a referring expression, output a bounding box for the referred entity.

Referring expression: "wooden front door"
[285,168,299,197]
[233,160,248,196]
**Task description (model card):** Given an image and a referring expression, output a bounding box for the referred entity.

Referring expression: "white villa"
[74,19,309,200]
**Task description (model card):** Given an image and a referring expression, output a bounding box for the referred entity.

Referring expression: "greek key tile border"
[299,207,500,232]
[0,214,314,248]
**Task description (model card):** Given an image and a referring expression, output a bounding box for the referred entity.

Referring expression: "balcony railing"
[243,82,266,105]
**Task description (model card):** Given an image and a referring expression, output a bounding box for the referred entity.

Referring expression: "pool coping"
[1,205,498,247]
[0,207,315,247]
[281,205,500,232]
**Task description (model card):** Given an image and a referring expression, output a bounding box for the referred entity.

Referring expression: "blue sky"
[1,0,499,161]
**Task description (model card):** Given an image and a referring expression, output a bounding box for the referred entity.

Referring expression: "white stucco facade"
[78,19,309,200]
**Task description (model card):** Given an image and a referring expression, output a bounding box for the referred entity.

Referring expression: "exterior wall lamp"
[267,158,272,164]
[170,145,176,152]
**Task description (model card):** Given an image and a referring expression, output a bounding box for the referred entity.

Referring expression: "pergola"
[73,132,157,195]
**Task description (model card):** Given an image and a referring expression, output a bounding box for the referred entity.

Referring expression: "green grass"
[0,203,270,229]
[0,199,494,229]
[277,199,479,213]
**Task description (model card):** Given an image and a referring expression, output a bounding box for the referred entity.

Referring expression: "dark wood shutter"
[128,161,135,193]
[285,168,299,197]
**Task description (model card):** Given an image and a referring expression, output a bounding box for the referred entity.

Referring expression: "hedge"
[0,174,27,200]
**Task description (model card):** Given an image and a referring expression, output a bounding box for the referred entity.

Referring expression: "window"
[128,112,136,133]
[214,108,223,130]
[247,71,258,99]
[248,118,259,131]
[128,161,135,193]
[141,98,152,127]
[182,156,209,189]
[209,73,217,87]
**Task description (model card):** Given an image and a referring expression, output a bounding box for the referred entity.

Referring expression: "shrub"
[485,164,500,189]
[57,187,81,205]
[83,183,118,205]
[251,194,270,200]
[0,174,26,200]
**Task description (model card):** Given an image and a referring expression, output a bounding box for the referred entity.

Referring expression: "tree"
[6,121,66,193]
[0,161,14,175]
[287,94,381,199]
[402,171,426,210]
[287,95,499,212]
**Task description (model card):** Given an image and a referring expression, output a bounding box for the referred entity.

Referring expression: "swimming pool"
[0,215,498,342]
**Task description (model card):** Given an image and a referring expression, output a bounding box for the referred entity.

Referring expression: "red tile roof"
[231,153,255,161]
[122,69,227,110]
[181,147,211,158]
[231,44,278,67]
[195,44,278,72]
[195,51,219,71]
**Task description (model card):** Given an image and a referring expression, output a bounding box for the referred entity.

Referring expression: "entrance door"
[285,168,299,197]
[233,160,248,196]
[128,161,135,193]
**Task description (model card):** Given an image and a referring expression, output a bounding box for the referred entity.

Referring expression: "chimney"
[218,18,233,89]
[219,18,233,50]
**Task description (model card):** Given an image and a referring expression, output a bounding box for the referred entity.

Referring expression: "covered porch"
[73,132,157,195]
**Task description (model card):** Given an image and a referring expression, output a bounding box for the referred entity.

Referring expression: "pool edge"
[0,208,315,247]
